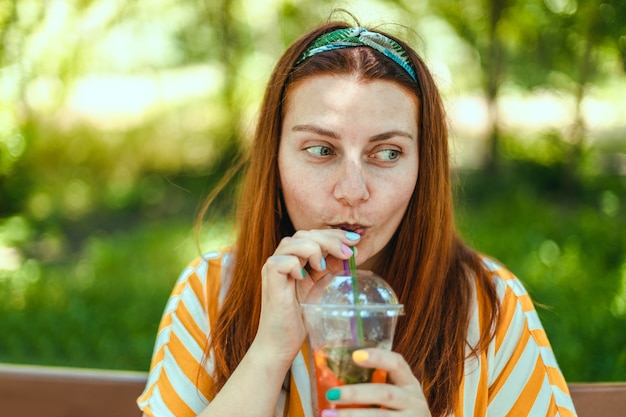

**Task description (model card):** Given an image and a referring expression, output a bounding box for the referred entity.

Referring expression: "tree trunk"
[483,0,507,173]
[566,1,599,190]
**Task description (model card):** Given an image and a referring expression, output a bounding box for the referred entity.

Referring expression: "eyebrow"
[292,125,414,141]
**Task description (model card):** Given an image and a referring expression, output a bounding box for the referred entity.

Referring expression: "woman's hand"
[253,229,361,366]
[322,348,432,416]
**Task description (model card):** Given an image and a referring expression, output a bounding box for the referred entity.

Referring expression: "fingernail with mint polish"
[345,231,360,241]
[301,268,307,279]
[321,409,338,417]
[320,257,327,270]
[326,388,341,401]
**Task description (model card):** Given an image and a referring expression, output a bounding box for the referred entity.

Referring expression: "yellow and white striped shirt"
[137,250,577,416]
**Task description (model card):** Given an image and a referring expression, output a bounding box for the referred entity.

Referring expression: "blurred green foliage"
[0,0,625,383]
[455,153,626,382]
[0,218,235,370]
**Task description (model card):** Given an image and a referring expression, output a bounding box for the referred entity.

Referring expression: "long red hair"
[203,22,499,417]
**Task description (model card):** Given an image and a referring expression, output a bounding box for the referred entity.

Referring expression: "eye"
[375,149,401,161]
[306,145,334,157]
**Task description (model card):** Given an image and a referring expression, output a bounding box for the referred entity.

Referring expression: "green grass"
[0,219,234,371]
[455,166,626,382]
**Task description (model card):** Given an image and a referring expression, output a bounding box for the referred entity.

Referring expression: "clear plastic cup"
[300,270,404,415]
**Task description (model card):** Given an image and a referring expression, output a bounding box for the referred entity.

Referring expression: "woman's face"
[278,74,419,269]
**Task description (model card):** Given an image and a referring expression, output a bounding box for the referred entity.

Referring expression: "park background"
[0,0,625,383]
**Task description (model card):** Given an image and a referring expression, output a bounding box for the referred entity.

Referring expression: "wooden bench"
[0,363,146,417]
[1,363,625,416]
[569,383,626,417]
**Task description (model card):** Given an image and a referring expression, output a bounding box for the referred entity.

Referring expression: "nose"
[333,158,370,206]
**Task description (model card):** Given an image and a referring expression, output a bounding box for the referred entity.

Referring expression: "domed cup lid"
[301,270,404,316]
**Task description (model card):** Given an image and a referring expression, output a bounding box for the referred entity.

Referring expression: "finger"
[275,230,361,271]
[263,254,307,281]
[321,406,396,417]
[352,349,417,386]
[325,383,424,412]
[306,229,360,262]
[274,235,326,272]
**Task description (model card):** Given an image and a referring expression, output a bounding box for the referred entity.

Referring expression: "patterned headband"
[296,26,417,82]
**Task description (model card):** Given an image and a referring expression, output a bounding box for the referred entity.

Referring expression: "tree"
[507,0,626,177]
[429,0,625,176]
[429,0,514,172]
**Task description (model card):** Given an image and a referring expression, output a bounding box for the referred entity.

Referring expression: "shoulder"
[479,256,531,304]
[137,248,236,416]
[479,256,546,377]
[467,255,542,366]
[465,255,533,332]
[162,248,235,332]
[476,259,577,414]
[477,256,538,339]
[480,256,516,283]
[177,248,235,302]
[182,248,234,281]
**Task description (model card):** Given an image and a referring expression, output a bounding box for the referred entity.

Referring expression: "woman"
[137,21,577,417]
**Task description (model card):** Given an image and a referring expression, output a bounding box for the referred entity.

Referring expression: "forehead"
[282,74,419,127]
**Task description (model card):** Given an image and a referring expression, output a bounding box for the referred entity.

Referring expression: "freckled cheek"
[380,178,416,218]
[281,178,326,229]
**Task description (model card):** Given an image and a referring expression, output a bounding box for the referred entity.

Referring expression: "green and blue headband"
[296,26,417,82]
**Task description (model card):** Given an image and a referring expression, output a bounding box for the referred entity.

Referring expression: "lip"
[332,224,368,235]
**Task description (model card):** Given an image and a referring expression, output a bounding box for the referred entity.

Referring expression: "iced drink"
[300,271,404,415]
[313,342,388,411]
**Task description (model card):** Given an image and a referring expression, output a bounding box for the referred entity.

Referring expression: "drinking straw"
[347,248,364,345]
[342,259,358,343]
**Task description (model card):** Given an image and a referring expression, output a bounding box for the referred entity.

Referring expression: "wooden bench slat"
[0,364,146,417]
[2,364,626,416]
[569,383,626,417]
